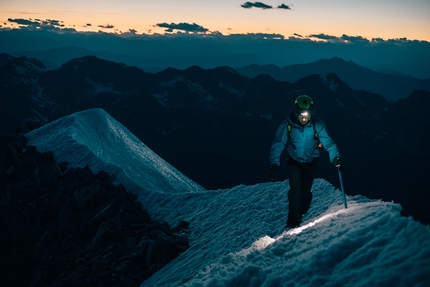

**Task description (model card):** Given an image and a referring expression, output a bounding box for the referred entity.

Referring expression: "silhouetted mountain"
[235,57,430,102]
[9,46,257,74]
[10,46,167,73]
[10,48,430,102]
[1,54,429,225]
[0,53,50,131]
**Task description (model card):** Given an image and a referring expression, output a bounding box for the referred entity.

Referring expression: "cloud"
[241,2,292,10]
[308,33,339,41]
[8,18,37,26]
[98,24,115,29]
[7,18,66,31]
[307,33,372,44]
[241,2,273,9]
[8,18,64,27]
[277,4,291,10]
[230,32,285,40]
[156,22,209,33]
[340,34,369,43]
[43,19,64,27]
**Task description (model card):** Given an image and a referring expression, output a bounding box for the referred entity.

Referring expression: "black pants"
[286,157,318,227]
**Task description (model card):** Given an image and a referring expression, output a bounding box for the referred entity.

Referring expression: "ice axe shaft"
[338,170,348,208]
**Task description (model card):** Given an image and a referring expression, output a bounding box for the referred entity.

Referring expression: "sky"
[26,107,430,286]
[1,0,430,79]
[1,0,430,41]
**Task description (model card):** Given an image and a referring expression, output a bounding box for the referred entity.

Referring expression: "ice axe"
[338,169,348,208]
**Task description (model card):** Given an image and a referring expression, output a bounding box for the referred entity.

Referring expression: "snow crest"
[142,180,430,287]
[26,108,204,194]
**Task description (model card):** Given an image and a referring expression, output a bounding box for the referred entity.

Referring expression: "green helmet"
[294,95,313,115]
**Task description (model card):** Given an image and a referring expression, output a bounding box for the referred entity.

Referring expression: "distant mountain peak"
[0,53,14,64]
[0,53,47,73]
[235,57,430,101]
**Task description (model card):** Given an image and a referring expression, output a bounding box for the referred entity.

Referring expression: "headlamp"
[300,111,309,117]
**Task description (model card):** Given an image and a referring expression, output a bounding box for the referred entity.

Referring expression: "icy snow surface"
[26,108,204,194]
[26,108,430,287]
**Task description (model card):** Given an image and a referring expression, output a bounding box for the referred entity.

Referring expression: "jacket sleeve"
[270,120,289,166]
[316,121,341,163]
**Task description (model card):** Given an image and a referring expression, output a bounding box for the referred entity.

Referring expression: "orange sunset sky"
[1,0,430,41]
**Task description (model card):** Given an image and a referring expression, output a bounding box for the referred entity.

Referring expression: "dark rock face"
[0,131,190,287]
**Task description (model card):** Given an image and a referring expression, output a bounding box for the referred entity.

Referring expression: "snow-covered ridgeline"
[25,108,430,287]
[26,108,205,194]
[140,177,430,287]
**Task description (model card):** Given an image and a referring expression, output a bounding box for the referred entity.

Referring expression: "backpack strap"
[286,122,292,138]
[312,118,319,140]
[312,118,323,148]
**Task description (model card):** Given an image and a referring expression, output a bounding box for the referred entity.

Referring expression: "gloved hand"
[334,157,344,170]
[269,165,278,181]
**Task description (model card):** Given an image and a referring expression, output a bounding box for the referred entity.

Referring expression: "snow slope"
[26,108,204,194]
[26,108,430,287]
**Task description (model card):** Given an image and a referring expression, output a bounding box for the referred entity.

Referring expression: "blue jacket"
[270,112,340,166]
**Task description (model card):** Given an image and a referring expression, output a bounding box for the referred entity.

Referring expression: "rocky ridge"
[0,125,190,287]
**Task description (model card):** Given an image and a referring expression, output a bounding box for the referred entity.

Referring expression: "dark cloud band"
[277,4,291,10]
[241,2,291,10]
[156,22,208,33]
[8,18,64,28]
[98,24,115,29]
[241,2,273,9]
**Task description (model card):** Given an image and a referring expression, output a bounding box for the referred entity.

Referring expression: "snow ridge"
[26,108,204,195]
[25,108,430,286]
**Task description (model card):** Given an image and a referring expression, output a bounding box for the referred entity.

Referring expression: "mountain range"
[1,53,429,225]
[8,47,430,102]
[235,57,430,102]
